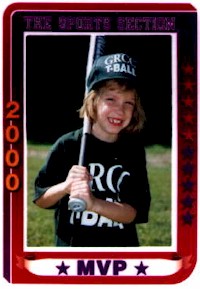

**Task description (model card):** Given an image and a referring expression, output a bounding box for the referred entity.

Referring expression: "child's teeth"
[110,118,121,124]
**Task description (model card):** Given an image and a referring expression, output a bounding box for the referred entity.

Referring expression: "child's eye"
[125,101,134,107]
[106,97,114,102]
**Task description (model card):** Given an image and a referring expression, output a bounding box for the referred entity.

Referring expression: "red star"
[182,64,194,75]
[182,97,193,108]
[183,113,194,124]
[181,129,194,141]
[182,80,195,92]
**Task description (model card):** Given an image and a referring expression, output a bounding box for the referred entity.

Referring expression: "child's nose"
[115,102,125,114]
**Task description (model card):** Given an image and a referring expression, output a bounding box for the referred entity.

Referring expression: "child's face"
[92,81,135,142]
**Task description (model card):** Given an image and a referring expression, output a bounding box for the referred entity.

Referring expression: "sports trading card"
[2,0,198,286]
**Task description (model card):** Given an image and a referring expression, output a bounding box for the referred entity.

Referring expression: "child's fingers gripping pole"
[68,35,106,212]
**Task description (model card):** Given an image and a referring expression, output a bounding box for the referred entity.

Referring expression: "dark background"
[26,34,172,146]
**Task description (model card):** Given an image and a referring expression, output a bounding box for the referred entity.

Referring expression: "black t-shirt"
[34,128,151,247]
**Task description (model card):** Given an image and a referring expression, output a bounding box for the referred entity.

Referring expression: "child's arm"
[35,165,91,209]
[70,179,137,224]
[35,181,69,208]
[93,198,137,224]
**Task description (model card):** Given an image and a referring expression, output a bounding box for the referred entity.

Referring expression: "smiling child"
[34,53,151,247]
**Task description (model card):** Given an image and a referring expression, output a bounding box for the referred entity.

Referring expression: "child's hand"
[64,165,92,194]
[70,179,95,211]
